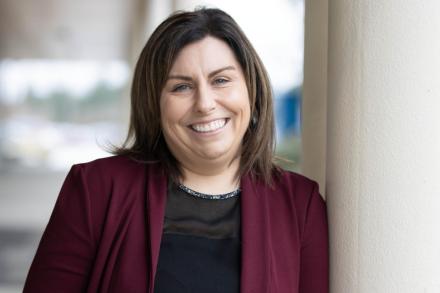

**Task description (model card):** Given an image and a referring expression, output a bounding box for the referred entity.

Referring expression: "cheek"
[235,88,251,118]
[224,86,250,110]
[239,92,252,130]
[160,96,194,142]
[160,98,179,141]
[160,96,182,126]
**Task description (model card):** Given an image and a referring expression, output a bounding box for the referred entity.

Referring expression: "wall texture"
[326,0,440,292]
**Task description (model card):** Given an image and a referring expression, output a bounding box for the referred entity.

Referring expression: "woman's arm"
[23,165,96,292]
[298,183,329,293]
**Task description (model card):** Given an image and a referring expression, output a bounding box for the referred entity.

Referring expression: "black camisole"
[153,182,241,293]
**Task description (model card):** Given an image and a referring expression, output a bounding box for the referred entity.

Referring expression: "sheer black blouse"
[154,182,241,293]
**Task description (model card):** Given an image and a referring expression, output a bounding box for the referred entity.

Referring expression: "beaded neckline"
[177,183,240,200]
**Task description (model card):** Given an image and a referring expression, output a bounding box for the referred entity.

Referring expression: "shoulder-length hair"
[113,7,279,184]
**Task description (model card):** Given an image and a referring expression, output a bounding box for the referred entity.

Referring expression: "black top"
[154,182,241,293]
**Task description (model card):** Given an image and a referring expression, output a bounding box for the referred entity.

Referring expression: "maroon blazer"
[24,155,328,292]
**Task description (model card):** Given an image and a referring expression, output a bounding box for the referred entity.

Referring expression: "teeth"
[191,119,226,133]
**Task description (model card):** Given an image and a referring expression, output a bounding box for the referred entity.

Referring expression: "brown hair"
[113,7,279,184]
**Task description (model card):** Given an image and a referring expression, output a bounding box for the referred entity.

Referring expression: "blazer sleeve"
[298,182,329,293]
[23,164,96,292]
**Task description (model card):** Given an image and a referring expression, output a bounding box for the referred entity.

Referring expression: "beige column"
[326,1,440,292]
[302,0,328,194]
[122,0,173,125]
[129,0,173,64]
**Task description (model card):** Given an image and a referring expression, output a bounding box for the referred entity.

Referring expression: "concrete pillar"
[129,0,173,64]
[327,1,440,292]
[302,0,328,194]
[123,0,173,126]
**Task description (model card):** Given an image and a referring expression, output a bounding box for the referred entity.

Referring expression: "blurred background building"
[0,0,305,291]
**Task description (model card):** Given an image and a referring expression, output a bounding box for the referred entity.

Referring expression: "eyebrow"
[167,66,237,81]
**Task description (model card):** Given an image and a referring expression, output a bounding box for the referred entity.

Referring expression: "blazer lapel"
[145,163,168,293]
[241,175,271,293]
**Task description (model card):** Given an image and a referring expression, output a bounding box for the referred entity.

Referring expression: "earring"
[251,114,258,126]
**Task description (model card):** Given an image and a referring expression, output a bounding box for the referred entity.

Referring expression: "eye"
[213,77,229,86]
[172,83,192,92]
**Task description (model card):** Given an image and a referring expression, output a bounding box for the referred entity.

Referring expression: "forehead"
[168,36,241,74]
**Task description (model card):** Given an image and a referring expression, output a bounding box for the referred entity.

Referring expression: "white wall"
[326,0,440,292]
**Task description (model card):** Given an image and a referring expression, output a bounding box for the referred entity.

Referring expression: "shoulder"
[269,169,327,241]
[270,168,326,221]
[72,155,160,182]
[74,154,145,174]
[245,168,321,201]
[273,169,321,199]
[63,155,163,233]
[66,155,162,202]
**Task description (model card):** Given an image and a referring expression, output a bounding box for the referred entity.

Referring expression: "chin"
[194,143,239,161]
[198,149,230,161]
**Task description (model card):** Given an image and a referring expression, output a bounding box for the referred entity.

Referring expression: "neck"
[179,158,240,194]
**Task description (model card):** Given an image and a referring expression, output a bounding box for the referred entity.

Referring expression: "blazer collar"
[145,163,167,293]
[145,165,271,293]
[240,174,271,293]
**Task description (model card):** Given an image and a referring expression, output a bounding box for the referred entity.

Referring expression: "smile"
[190,118,228,133]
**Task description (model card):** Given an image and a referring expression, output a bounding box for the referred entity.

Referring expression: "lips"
[190,118,227,133]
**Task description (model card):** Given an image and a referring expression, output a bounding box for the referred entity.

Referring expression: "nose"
[194,83,216,113]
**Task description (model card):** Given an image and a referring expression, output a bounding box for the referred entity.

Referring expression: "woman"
[24,8,328,293]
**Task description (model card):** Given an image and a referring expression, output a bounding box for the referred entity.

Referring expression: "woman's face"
[160,36,251,172]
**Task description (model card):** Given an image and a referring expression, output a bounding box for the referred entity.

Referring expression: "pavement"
[0,169,68,292]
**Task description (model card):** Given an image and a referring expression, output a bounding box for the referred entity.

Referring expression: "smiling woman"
[115,8,277,188]
[160,37,251,193]
[23,8,328,293]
